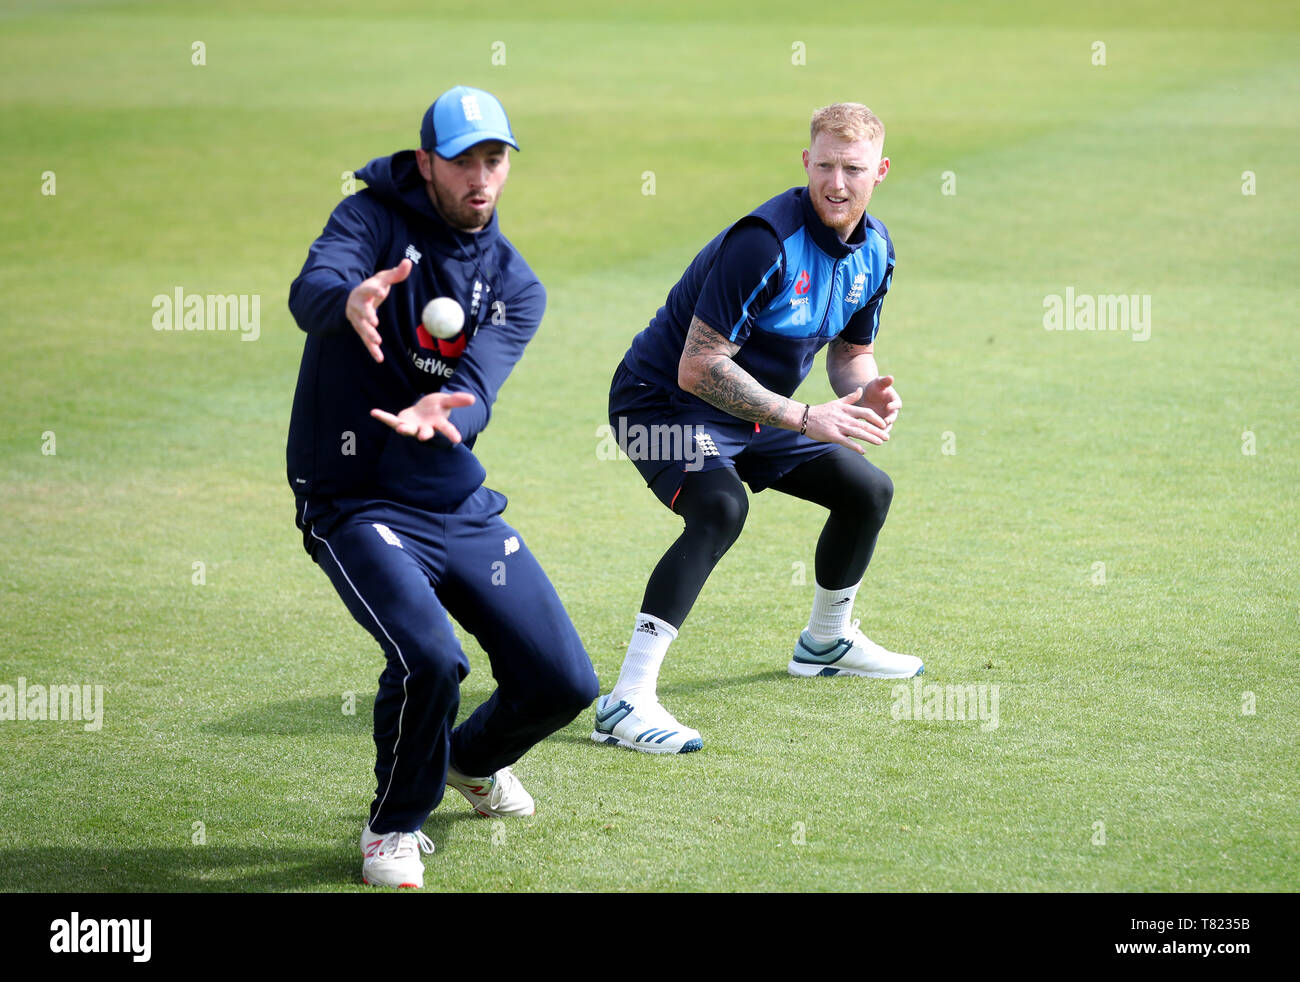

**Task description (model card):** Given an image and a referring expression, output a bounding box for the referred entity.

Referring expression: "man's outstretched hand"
[346,258,412,363]
[371,391,476,443]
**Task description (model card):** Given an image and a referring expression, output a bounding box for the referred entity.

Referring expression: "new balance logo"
[694,432,719,457]
[372,524,403,548]
[636,620,658,636]
[404,244,422,265]
[504,536,519,556]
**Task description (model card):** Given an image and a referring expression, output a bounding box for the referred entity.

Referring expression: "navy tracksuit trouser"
[298,486,598,834]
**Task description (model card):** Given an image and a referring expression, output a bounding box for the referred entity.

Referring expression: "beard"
[811,188,868,238]
[430,180,497,232]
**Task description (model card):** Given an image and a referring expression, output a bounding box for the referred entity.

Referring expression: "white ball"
[421,297,465,339]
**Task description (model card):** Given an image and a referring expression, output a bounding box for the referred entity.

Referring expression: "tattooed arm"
[677,316,892,451]
[677,316,802,428]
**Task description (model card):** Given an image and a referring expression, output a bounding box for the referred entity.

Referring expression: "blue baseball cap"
[420,86,519,159]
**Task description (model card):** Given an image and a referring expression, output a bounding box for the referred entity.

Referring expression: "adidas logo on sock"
[636,620,658,636]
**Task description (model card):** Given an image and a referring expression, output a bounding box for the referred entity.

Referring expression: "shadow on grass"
[202,695,375,735]
[0,811,483,892]
[657,668,789,696]
[197,672,784,741]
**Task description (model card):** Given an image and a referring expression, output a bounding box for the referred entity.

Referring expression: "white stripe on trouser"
[308,522,412,829]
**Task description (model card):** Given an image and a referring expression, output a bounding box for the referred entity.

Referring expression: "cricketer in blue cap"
[287,81,598,889]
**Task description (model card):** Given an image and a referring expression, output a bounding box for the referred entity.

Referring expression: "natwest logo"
[410,351,456,377]
[794,270,811,295]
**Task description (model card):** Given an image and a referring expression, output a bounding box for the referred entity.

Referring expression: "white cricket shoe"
[590,693,703,754]
[446,765,535,818]
[360,824,434,889]
[788,620,924,679]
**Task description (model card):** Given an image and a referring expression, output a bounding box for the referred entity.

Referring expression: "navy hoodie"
[287,150,545,511]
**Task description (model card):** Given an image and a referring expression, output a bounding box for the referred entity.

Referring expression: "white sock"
[609,612,677,705]
[808,581,860,642]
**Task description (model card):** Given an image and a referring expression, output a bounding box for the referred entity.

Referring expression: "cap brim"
[435,131,520,159]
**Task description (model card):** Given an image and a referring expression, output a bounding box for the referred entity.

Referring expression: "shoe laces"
[485,767,516,808]
[845,619,892,655]
[845,618,882,648]
[377,829,434,860]
[650,699,692,729]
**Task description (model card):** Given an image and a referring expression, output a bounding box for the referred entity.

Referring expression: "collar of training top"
[798,186,867,257]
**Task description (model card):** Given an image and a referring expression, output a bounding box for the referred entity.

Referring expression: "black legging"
[641,448,894,628]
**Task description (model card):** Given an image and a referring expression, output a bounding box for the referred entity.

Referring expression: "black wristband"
[799,403,810,436]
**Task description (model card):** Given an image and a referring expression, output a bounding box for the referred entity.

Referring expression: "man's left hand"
[371,391,476,443]
[860,375,901,429]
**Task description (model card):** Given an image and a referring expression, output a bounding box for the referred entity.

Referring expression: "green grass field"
[1,0,1296,892]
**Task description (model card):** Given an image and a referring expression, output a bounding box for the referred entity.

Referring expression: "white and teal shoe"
[591,694,703,754]
[789,620,924,679]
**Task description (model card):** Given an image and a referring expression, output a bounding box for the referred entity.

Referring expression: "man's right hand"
[371,391,476,443]
[346,258,412,363]
[803,387,891,453]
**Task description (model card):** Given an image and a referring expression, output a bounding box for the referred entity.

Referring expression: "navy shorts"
[608,359,838,510]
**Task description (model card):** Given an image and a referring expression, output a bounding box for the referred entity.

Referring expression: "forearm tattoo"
[683,317,791,426]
